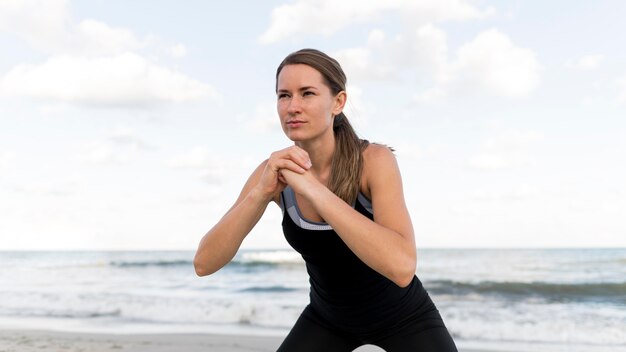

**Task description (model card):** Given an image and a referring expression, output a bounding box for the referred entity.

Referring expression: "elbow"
[193,256,215,277]
[391,257,416,288]
[193,262,208,277]
[393,271,415,288]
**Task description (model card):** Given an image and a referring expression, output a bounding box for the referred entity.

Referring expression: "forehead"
[277,64,326,90]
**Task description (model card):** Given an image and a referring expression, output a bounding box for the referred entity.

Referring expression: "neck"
[295,131,335,183]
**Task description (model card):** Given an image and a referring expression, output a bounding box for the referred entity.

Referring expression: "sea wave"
[4,307,122,319]
[110,260,192,268]
[236,250,303,265]
[237,286,299,293]
[426,280,626,304]
[106,251,304,269]
[225,251,305,271]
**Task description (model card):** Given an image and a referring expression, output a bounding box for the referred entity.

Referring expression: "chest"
[290,177,371,223]
[294,192,324,222]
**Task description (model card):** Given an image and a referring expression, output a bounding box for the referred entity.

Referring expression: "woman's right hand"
[255,146,312,200]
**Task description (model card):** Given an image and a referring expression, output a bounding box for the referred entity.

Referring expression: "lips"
[286,120,306,127]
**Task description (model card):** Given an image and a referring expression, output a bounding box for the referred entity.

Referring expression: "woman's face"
[276,64,344,142]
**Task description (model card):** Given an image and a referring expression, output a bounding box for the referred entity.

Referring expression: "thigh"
[277,312,361,352]
[375,327,457,352]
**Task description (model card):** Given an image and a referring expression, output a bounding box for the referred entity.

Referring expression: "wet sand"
[0,329,504,352]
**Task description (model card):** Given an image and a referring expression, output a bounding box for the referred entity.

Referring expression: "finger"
[271,147,311,170]
[287,146,312,169]
[275,159,307,174]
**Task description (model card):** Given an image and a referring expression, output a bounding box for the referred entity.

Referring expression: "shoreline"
[0,329,503,352]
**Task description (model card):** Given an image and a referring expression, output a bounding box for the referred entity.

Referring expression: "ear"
[332,91,347,115]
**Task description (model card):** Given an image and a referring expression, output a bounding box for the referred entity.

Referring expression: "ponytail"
[329,113,369,205]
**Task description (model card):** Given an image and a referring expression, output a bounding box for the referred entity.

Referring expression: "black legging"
[277,310,458,352]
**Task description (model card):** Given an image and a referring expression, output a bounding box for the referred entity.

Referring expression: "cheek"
[277,101,286,116]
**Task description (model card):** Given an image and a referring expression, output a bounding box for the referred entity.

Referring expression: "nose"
[287,95,302,115]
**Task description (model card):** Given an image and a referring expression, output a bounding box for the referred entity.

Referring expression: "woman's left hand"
[279,168,323,198]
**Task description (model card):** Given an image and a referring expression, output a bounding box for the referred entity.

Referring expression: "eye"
[277,93,290,99]
[303,91,315,96]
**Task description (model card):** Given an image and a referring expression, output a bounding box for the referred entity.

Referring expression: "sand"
[0,329,500,352]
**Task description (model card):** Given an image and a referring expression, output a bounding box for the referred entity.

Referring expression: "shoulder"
[363,143,395,164]
[361,143,399,199]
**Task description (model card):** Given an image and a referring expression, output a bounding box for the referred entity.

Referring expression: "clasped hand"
[256,146,323,200]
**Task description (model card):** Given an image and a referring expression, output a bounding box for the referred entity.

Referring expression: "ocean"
[0,249,624,351]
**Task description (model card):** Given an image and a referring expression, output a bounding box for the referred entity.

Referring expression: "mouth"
[286,120,306,128]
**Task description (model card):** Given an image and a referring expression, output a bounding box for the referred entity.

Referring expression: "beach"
[1,249,624,352]
[0,329,502,352]
[0,330,281,352]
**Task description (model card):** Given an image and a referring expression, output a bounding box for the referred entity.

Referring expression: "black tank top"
[280,186,438,337]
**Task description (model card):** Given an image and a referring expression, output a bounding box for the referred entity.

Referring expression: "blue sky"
[0,0,624,250]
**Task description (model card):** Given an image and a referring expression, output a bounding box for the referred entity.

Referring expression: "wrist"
[249,186,274,205]
[302,181,328,203]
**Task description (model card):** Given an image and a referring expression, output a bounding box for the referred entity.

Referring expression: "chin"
[285,131,308,142]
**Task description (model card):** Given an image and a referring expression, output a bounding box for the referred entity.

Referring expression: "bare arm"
[280,145,416,287]
[193,147,311,276]
[193,161,272,276]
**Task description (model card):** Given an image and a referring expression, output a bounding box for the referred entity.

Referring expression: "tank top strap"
[280,186,373,231]
[281,186,333,231]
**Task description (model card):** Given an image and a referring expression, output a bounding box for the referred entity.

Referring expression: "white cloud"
[259,1,383,44]
[389,24,449,76]
[467,153,533,170]
[0,0,70,53]
[167,146,219,170]
[0,0,215,108]
[340,23,450,91]
[617,76,626,105]
[467,129,542,171]
[259,0,493,44]
[166,147,254,186]
[393,142,422,160]
[245,103,281,134]
[0,150,16,170]
[470,184,537,201]
[70,19,143,56]
[333,25,449,83]
[12,181,77,197]
[0,53,219,107]
[167,147,226,184]
[414,87,447,103]
[342,84,371,130]
[565,54,604,70]
[445,28,541,99]
[169,43,187,58]
[107,127,154,150]
[415,29,541,102]
[77,128,151,165]
[481,130,543,150]
[0,0,143,56]
[260,1,536,102]
[381,141,447,162]
[334,25,539,103]
[77,140,131,165]
[39,103,68,115]
[334,46,394,82]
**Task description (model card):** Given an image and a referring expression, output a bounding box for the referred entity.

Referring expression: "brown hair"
[276,48,369,204]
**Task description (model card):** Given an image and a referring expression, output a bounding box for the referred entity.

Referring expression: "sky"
[0,0,625,250]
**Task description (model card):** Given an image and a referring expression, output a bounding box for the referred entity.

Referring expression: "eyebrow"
[277,86,318,93]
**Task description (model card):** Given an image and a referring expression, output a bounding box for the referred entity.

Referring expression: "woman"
[194,48,457,351]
